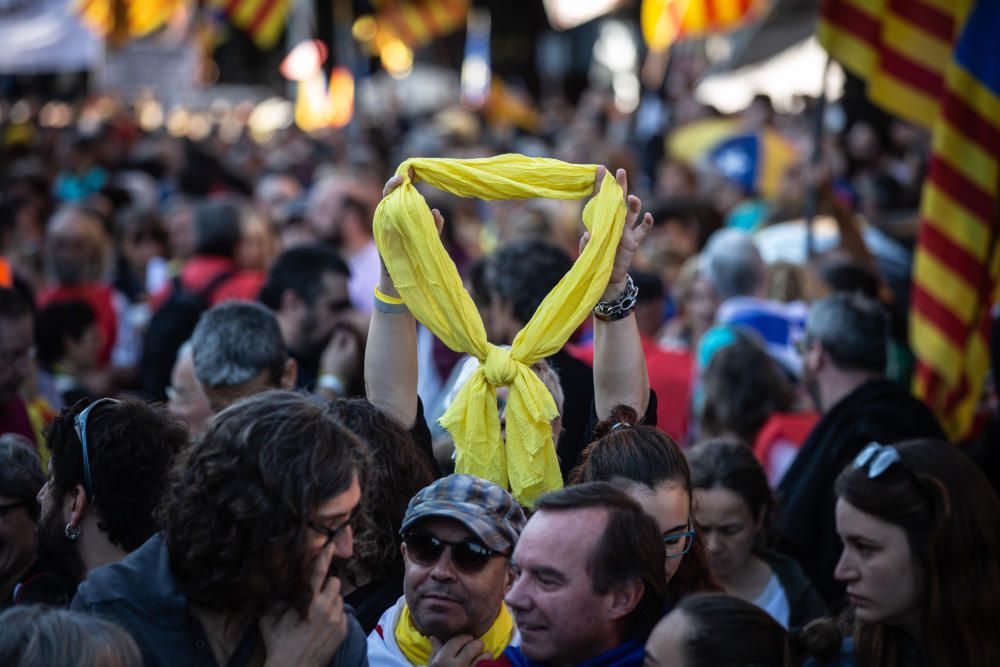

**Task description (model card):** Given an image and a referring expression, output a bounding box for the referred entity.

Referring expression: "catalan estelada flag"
[207,0,291,50]
[641,0,770,52]
[816,0,972,129]
[908,0,1000,440]
[374,0,469,50]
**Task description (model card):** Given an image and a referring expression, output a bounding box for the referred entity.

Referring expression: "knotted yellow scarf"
[395,602,515,665]
[373,154,626,506]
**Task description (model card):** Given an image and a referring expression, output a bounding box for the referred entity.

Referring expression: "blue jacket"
[489,639,645,667]
[71,533,368,667]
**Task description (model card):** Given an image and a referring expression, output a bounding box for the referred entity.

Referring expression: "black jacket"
[777,379,944,606]
[761,549,828,629]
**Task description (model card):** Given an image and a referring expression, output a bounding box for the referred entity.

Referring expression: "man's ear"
[67,484,90,527]
[280,357,298,390]
[608,579,645,622]
[810,341,827,374]
[505,563,516,592]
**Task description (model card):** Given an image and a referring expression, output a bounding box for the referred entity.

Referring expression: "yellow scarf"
[373,155,626,507]
[395,602,515,665]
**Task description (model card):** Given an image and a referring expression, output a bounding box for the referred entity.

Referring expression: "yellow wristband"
[374,286,405,306]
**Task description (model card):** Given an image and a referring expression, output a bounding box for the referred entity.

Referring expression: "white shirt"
[753,573,791,629]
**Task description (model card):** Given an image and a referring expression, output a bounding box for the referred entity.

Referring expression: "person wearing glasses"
[688,439,826,629]
[35,398,187,590]
[368,474,526,667]
[797,439,1000,666]
[570,405,719,604]
[487,482,666,667]
[72,391,370,667]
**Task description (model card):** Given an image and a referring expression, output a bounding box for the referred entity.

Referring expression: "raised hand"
[429,635,492,667]
[581,167,654,300]
[260,541,349,667]
[379,170,444,295]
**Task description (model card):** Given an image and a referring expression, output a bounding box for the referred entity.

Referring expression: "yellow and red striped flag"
[374,0,469,50]
[816,0,972,129]
[641,0,770,52]
[206,0,291,50]
[908,0,1000,440]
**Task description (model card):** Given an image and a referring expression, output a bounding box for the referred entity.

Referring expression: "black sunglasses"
[402,533,507,573]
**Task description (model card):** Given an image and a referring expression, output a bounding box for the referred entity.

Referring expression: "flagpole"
[804,55,832,261]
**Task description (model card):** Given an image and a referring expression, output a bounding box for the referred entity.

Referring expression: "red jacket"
[150,257,264,312]
[568,336,694,443]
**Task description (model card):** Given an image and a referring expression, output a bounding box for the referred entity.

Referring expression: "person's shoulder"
[72,534,171,609]
[211,270,264,304]
[366,595,404,643]
[14,561,78,608]
[328,605,370,667]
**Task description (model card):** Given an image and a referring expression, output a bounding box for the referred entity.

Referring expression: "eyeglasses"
[402,532,508,573]
[853,442,901,479]
[73,398,120,499]
[663,520,696,558]
[307,510,358,549]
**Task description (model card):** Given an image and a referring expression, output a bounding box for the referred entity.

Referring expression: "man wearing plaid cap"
[369,474,526,667]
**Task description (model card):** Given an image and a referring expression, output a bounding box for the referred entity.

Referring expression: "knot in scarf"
[484,345,518,387]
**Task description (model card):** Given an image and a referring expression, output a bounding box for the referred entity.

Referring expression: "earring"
[65,523,82,543]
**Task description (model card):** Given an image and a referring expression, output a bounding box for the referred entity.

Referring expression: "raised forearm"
[364,275,419,428]
[593,280,650,420]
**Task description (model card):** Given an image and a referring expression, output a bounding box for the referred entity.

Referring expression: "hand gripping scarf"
[373,154,626,506]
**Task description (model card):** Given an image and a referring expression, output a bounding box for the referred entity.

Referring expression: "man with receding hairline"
[481,482,666,667]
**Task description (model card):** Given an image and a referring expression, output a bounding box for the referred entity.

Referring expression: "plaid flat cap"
[400,474,527,553]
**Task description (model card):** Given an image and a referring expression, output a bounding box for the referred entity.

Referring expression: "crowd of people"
[2,56,1000,667]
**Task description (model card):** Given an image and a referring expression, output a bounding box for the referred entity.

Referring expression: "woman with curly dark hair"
[72,390,371,667]
[570,405,720,604]
[36,397,187,589]
[327,398,438,633]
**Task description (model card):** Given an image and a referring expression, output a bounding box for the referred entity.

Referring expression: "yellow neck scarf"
[374,154,626,506]
[395,602,515,665]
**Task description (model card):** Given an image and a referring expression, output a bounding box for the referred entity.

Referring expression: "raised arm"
[364,174,422,428]
[365,174,451,428]
[590,168,653,420]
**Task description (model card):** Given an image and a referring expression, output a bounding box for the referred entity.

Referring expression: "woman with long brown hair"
[798,439,1000,666]
[570,405,719,603]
